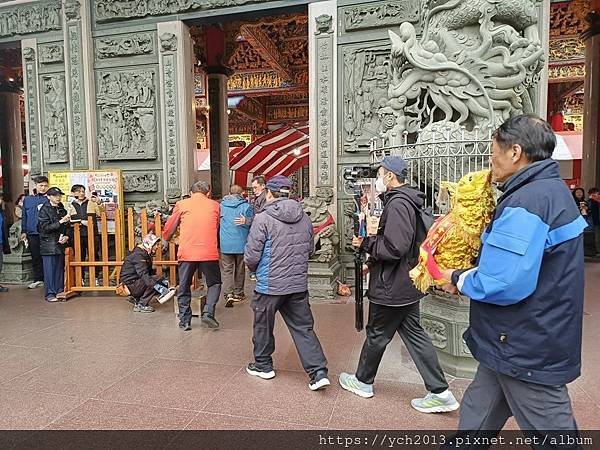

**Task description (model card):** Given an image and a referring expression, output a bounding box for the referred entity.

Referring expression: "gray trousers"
[448,364,580,449]
[251,290,327,376]
[221,253,245,297]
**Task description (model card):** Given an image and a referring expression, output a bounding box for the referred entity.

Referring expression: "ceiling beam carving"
[240,24,292,82]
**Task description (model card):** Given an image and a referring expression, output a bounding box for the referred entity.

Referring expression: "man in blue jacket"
[244,175,330,391]
[20,176,49,289]
[441,115,588,438]
[220,184,253,307]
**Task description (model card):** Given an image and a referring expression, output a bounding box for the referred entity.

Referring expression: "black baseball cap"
[46,187,64,196]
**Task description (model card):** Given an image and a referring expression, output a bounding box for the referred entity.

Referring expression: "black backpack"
[395,192,434,264]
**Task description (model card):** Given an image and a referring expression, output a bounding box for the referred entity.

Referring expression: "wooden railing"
[64,207,180,297]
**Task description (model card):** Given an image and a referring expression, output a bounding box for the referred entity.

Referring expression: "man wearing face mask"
[339,156,458,414]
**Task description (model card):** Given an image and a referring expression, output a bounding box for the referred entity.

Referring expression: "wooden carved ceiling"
[191,13,309,134]
[548,0,589,83]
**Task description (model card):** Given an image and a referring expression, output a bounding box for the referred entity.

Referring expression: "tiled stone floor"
[0,261,599,431]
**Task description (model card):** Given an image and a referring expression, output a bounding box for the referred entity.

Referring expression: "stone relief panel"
[94,0,271,23]
[341,0,421,32]
[421,318,448,350]
[23,47,42,176]
[96,69,157,160]
[68,22,87,168]
[95,33,154,59]
[123,172,159,193]
[38,44,64,64]
[0,1,61,38]
[315,15,334,186]
[41,74,69,163]
[341,44,391,153]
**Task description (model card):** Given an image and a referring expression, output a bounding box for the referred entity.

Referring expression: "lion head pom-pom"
[409,169,496,293]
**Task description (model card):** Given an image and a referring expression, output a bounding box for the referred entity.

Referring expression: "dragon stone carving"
[385,0,544,138]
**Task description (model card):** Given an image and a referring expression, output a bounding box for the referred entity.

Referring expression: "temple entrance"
[0,43,27,223]
[188,8,309,199]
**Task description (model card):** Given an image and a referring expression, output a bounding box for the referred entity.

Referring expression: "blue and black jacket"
[453,159,588,386]
[21,194,48,235]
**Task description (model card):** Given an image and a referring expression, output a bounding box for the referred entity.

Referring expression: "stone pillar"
[21,40,42,180]
[157,21,196,203]
[62,0,92,170]
[207,72,230,199]
[309,0,337,210]
[537,0,550,119]
[582,10,600,190]
[0,92,24,222]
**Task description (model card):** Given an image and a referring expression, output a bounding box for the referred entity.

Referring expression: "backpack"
[395,192,434,264]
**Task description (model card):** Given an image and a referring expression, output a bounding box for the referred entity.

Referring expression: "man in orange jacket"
[163,181,222,330]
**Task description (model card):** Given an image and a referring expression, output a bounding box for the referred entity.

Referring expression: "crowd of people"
[0,115,594,433]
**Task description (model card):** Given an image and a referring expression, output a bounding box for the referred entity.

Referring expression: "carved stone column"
[21,41,43,179]
[207,72,230,199]
[62,0,90,169]
[309,1,337,204]
[582,11,600,190]
[157,21,196,203]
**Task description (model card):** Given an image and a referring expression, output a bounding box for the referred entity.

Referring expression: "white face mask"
[375,176,387,194]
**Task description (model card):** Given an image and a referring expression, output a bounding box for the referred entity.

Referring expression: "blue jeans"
[42,254,65,299]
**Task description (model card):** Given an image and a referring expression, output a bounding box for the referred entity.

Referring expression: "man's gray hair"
[191,181,210,194]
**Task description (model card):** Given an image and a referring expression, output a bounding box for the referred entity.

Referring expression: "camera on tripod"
[343,165,378,188]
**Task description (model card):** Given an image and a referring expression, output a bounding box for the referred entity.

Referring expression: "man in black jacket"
[119,234,175,313]
[339,156,458,413]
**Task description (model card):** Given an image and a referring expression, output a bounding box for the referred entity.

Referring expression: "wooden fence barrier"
[64,207,183,297]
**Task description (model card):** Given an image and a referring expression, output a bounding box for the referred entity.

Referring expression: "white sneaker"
[158,288,176,304]
[411,390,460,413]
[28,281,43,289]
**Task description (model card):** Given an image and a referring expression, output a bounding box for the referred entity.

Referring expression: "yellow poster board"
[48,170,124,233]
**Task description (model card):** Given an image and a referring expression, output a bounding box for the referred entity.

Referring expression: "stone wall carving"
[39,44,64,64]
[377,0,544,147]
[64,0,81,21]
[0,1,61,38]
[159,30,179,191]
[96,70,157,160]
[123,172,159,192]
[342,0,420,32]
[41,74,69,163]
[341,45,391,153]
[95,33,154,59]
[421,318,448,349]
[159,32,177,52]
[315,15,334,185]
[94,0,271,23]
[23,47,41,175]
[67,17,87,168]
[315,14,332,35]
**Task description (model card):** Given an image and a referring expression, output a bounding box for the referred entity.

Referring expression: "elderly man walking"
[220,184,254,307]
[163,181,222,330]
[441,115,588,441]
[244,175,330,391]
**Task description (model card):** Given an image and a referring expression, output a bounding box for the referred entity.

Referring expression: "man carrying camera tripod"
[339,156,458,413]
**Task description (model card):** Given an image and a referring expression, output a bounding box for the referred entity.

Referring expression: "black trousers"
[27,234,44,282]
[127,279,156,306]
[356,301,448,393]
[177,261,221,325]
[251,290,327,376]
